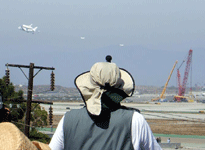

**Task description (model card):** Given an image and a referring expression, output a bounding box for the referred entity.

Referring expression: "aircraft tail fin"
[33,27,38,31]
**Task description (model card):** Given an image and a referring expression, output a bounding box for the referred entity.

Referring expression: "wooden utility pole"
[5,63,55,137]
[25,63,34,137]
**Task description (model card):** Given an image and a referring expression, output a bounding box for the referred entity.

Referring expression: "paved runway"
[41,102,205,121]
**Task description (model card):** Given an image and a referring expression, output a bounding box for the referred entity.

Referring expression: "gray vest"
[63,107,134,150]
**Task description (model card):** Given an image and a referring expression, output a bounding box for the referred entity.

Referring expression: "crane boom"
[160,60,178,99]
[175,49,193,102]
[177,69,182,96]
[177,60,185,96]
[181,49,193,96]
[151,60,178,102]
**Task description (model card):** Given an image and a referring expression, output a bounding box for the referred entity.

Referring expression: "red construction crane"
[175,49,193,101]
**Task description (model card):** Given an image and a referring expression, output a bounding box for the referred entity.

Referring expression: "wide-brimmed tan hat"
[0,122,50,150]
[75,59,135,116]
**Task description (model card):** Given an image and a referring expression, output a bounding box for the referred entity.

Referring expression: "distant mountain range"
[14,84,178,95]
[28,45,205,87]
[3,45,205,88]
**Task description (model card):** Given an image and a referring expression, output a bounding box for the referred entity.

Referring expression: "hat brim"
[75,68,135,111]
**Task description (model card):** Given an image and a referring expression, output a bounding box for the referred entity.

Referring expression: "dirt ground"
[52,115,63,128]
[52,116,205,136]
[146,119,205,136]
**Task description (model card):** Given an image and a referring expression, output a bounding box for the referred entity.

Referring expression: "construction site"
[150,49,197,103]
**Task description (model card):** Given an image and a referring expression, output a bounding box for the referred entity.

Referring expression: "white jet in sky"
[18,24,38,34]
[119,44,124,47]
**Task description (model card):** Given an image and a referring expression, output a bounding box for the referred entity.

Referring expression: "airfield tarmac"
[42,101,205,120]
[41,102,205,149]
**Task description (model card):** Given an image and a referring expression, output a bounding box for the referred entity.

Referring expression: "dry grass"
[147,119,205,136]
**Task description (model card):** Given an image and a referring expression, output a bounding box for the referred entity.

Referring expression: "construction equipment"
[175,49,193,102]
[174,94,194,102]
[152,60,178,102]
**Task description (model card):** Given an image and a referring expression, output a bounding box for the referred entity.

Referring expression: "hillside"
[14,84,181,96]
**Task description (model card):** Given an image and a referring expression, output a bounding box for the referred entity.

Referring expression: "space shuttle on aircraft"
[18,24,38,34]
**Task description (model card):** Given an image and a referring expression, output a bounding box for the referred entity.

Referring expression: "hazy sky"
[1,0,205,88]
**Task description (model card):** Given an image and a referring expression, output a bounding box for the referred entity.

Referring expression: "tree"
[0,76,25,124]
[0,76,50,143]
[31,103,48,127]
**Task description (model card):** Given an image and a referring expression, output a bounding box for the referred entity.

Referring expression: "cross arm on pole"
[5,62,55,137]
[5,63,55,70]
